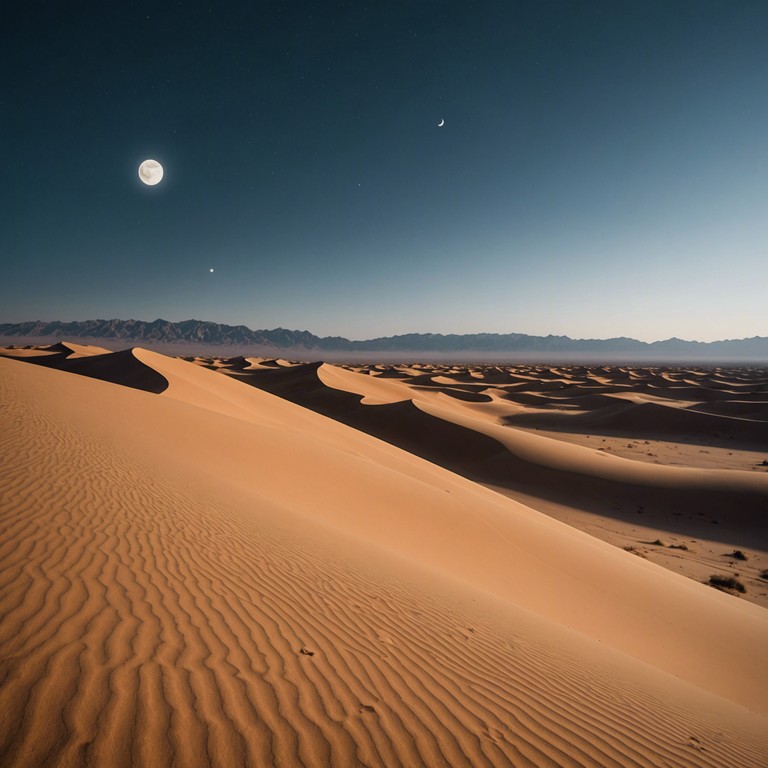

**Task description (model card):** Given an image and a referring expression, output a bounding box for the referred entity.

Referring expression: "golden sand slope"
[222,359,768,605]
[1,352,767,767]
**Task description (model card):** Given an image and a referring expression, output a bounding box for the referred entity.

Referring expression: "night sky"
[3,1,767,342]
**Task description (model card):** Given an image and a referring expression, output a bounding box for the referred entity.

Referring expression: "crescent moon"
[138,159,164,186]
[438,118,445,127]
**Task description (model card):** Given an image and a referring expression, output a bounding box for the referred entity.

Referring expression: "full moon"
[138,159,164,186]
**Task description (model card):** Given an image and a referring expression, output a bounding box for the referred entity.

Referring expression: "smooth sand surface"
[1,349,767,767]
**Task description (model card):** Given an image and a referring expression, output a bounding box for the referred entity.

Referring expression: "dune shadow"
[7,347,169,394]
[227,363,768,550]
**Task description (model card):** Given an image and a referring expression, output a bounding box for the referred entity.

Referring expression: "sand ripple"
[1,356,767,767]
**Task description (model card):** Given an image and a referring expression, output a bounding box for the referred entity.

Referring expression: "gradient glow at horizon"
[1,1,766,343]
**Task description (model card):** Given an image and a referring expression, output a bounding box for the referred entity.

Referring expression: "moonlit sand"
[1,343,767,767]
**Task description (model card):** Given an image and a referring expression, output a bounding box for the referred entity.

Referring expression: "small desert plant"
[708,575,746,593]
[759,569,768,581]
[728,550,748,561]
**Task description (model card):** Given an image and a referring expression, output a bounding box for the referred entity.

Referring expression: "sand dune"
[1,349,767,767]
[507,399,767,441]
[0,341,112,360]
[689,400,768,420]
[1,344,168,393]
[212,357,768,603]
[228,359,768,507]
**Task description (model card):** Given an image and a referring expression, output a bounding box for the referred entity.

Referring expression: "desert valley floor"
[1,342,767,767]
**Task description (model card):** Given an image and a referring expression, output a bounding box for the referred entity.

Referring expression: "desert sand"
[217,357,768,608]
[1,344,767,767]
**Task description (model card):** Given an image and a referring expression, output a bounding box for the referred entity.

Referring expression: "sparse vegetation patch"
[707,575,746,593]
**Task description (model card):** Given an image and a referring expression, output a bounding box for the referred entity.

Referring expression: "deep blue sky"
[2,1,766,341]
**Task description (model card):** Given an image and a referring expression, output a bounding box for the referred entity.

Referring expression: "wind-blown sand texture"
[1,345,767,767]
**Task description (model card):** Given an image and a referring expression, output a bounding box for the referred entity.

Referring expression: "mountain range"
[1,319,766,362]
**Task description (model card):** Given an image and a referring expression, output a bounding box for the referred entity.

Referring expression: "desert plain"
[1,342,767,767]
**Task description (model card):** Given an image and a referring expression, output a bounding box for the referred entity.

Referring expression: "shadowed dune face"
[2,350,768,768]
[224,362,505,470]
[504,397,768,442]
[0,344,169,393]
